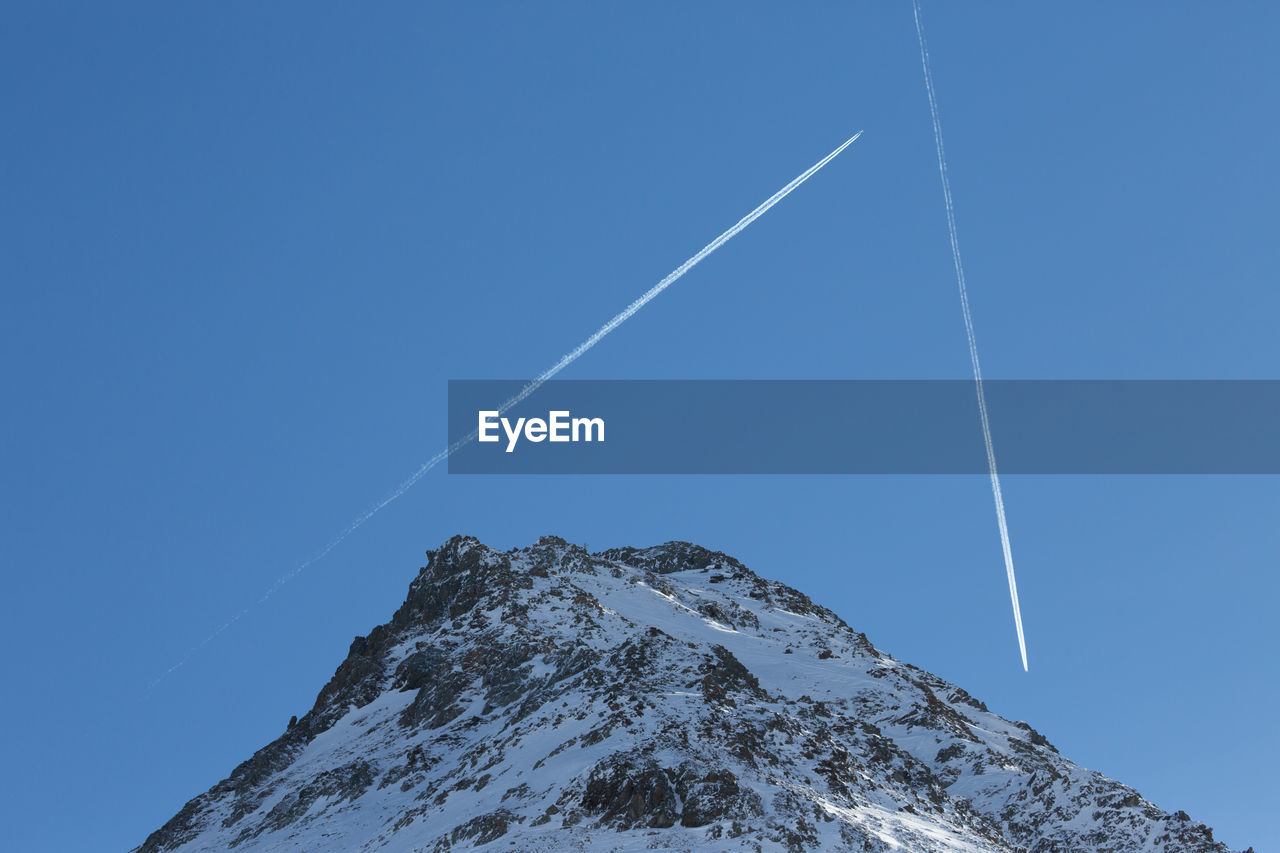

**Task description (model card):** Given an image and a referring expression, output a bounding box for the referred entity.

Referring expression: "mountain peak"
[136,536,1239,852]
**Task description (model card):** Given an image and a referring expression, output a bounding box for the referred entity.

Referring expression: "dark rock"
[580,757,680,829]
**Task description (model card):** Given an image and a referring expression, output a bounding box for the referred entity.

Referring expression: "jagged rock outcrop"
[134,535,1242,852]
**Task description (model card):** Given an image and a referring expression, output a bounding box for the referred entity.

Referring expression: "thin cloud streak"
[912,0,1028,670]
[150,129,864,689]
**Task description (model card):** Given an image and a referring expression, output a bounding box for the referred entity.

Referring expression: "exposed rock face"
[134,536,1241,852]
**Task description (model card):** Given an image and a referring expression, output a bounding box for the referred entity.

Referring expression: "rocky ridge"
[135,535,1242,852]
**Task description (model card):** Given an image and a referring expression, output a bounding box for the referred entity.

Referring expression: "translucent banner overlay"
[447,380,1280,474]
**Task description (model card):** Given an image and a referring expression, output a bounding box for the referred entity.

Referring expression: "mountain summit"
[136,536,1240,852]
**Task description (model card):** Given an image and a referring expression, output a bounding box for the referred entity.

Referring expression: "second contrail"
[151,129,864,687]
[912,0,1028,670]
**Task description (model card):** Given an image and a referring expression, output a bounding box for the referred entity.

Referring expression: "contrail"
[150,129,864,688]
[911,0,1027,671]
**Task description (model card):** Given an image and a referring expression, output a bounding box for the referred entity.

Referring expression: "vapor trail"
[151,129,864,689]
[911,0,1027,671]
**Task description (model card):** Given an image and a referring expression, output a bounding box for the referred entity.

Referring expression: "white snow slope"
[135,536,1238,853]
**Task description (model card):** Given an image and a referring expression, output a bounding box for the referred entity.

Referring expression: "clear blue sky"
[2,3,1277,851]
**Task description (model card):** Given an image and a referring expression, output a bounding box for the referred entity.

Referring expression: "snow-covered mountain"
[135,536,1242,852]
